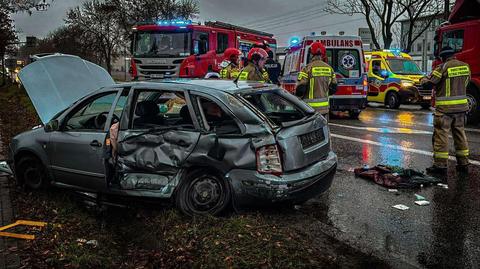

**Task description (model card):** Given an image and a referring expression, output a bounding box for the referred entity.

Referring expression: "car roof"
[105,79,276,94]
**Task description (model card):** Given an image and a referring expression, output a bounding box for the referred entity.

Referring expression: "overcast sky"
[12,0,367,46]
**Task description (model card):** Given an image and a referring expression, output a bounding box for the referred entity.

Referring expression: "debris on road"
[392,204,410,211]
[437,183,449,189]
[388,189,398,192]
[0,160,12,175]
[0,220,48,240]
[414,200,430,206]
[354,165,441,188]
[414,194,426,200]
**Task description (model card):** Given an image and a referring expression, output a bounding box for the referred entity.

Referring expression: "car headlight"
[401,80,414,88]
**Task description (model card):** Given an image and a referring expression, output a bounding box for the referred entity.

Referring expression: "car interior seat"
[134,100,164,128]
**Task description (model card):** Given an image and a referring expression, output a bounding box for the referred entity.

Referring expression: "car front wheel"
[385,91,401,109]
[16,156,47,190]
[175,170,231,216]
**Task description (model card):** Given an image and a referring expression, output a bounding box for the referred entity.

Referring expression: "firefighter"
[421,46,471,173]
[264,50,282,85]
[295,41,337,120]
[236,47,270,83]
[220,48,242,80]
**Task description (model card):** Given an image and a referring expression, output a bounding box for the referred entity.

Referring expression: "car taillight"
[130,58,138,78]
[363,76,368,93]
[256,145,283,175]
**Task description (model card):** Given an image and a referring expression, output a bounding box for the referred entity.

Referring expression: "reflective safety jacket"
[220,62,240,80]
[423,58,471,114]
[296,56,337,113]
[237,63,270,83]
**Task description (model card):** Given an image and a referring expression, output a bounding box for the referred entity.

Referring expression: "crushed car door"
[18,54,115,124]
[49,90,124,191]
[114,87,201,193]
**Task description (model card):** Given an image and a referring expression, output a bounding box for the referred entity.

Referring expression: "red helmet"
[247,47,268,61]
[310,41,326,56]
[224,48,242,60]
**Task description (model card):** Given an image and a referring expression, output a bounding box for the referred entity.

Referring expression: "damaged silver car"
[8,54,337,215]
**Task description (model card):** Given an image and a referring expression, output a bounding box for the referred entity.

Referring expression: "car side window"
[131,90,194,130]
[197,96,241,134]
[64,92,117,131]
[371,60,382,77]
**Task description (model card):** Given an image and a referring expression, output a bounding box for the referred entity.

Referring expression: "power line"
[273,17,364,37]
[249,9,327,30]
[257,11,329,32]
[241,1,326,27]
[247,8,325,29]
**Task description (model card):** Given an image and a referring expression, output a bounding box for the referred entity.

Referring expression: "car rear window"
[240,90,313,126]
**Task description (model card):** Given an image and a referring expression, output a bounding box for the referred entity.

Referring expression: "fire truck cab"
[282,35,368,118]
[130,20,276,80]
[433,0,480,124]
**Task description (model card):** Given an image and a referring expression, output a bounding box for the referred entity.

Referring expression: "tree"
[325,0,441,50]
[0,5,17,86]
[399,0,443,53]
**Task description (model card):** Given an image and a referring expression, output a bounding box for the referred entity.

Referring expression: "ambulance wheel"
[176,169,231,216]
[420,103,431,110]
[385,92,400,109]
[466,85,480,125]
[349,110,361,119]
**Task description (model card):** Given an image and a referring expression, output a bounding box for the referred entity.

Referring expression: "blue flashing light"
[289,36,300,47]
[157,19,192,27]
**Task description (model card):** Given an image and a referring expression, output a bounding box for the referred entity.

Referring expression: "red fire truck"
[433,0,480,124]
[129,20,276,80]
[281,35,368,118]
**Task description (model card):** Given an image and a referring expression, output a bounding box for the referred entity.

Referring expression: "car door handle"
[90,140,102,147]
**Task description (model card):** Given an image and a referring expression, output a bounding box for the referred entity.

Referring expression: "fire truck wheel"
[466,85,480,125]
[385,91,401,109]
[420,103,431,110]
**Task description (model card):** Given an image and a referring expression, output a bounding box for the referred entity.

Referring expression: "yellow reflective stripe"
[456,149,469,157]
[434,152,449,159]
[311,67,332,77]
[432,70,442,78]
[298,71,308,80]
[447,66,470,77]
[309,78,314,99]
[238,71,248,80]
[446,78,451,97]
[221,69,227,78]
[308,101,329,107]
[436,98,468,106]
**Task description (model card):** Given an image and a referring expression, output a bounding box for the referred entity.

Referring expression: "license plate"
[299,129,325,149]
[150,74,164,79]
[423,96,432,100]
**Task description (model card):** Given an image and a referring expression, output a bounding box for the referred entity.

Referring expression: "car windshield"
[240,90,313,126]
[386,59,423,75]
[134,31,191,57]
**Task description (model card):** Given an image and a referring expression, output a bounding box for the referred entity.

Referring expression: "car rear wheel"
[385,91,401,109]
[175,170,231,216]
[16,156,47,190]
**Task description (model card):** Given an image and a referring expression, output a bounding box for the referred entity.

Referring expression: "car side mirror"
[44,119,59,132]
[380,70,389,79]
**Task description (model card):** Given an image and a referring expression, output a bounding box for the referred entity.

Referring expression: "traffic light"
[26,36,37,48]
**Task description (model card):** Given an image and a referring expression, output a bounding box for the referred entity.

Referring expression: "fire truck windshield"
[133,31,191,58]
[386,59,423,75]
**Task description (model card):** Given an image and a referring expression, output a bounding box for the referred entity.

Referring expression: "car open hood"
[18,54,115,124]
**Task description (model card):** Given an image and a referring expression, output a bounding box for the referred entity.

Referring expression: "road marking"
[329,123,432,135]
[331,133,480,166]
[358,117,480,134]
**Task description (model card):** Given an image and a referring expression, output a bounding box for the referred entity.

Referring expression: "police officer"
[295,41,337,120]
[220,48,242,80]
[264,50,282,85]
[421,46,471,173]
[236,47,270,83]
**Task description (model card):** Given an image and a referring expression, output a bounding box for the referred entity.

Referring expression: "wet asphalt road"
[312,104,480,268]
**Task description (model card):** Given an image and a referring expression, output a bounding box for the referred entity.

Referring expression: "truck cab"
[433,0,480,124]
[282,35,368,118]
[365,50,431,109]
[130,20,276,80]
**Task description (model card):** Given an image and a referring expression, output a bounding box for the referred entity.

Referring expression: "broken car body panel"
[10,55,337,209]
[18,54,115,124]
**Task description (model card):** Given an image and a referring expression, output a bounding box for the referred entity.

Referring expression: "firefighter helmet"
[310,41,326,56]
[224,48,242,60]
[439,46,455,58]
[248,48,268,62]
